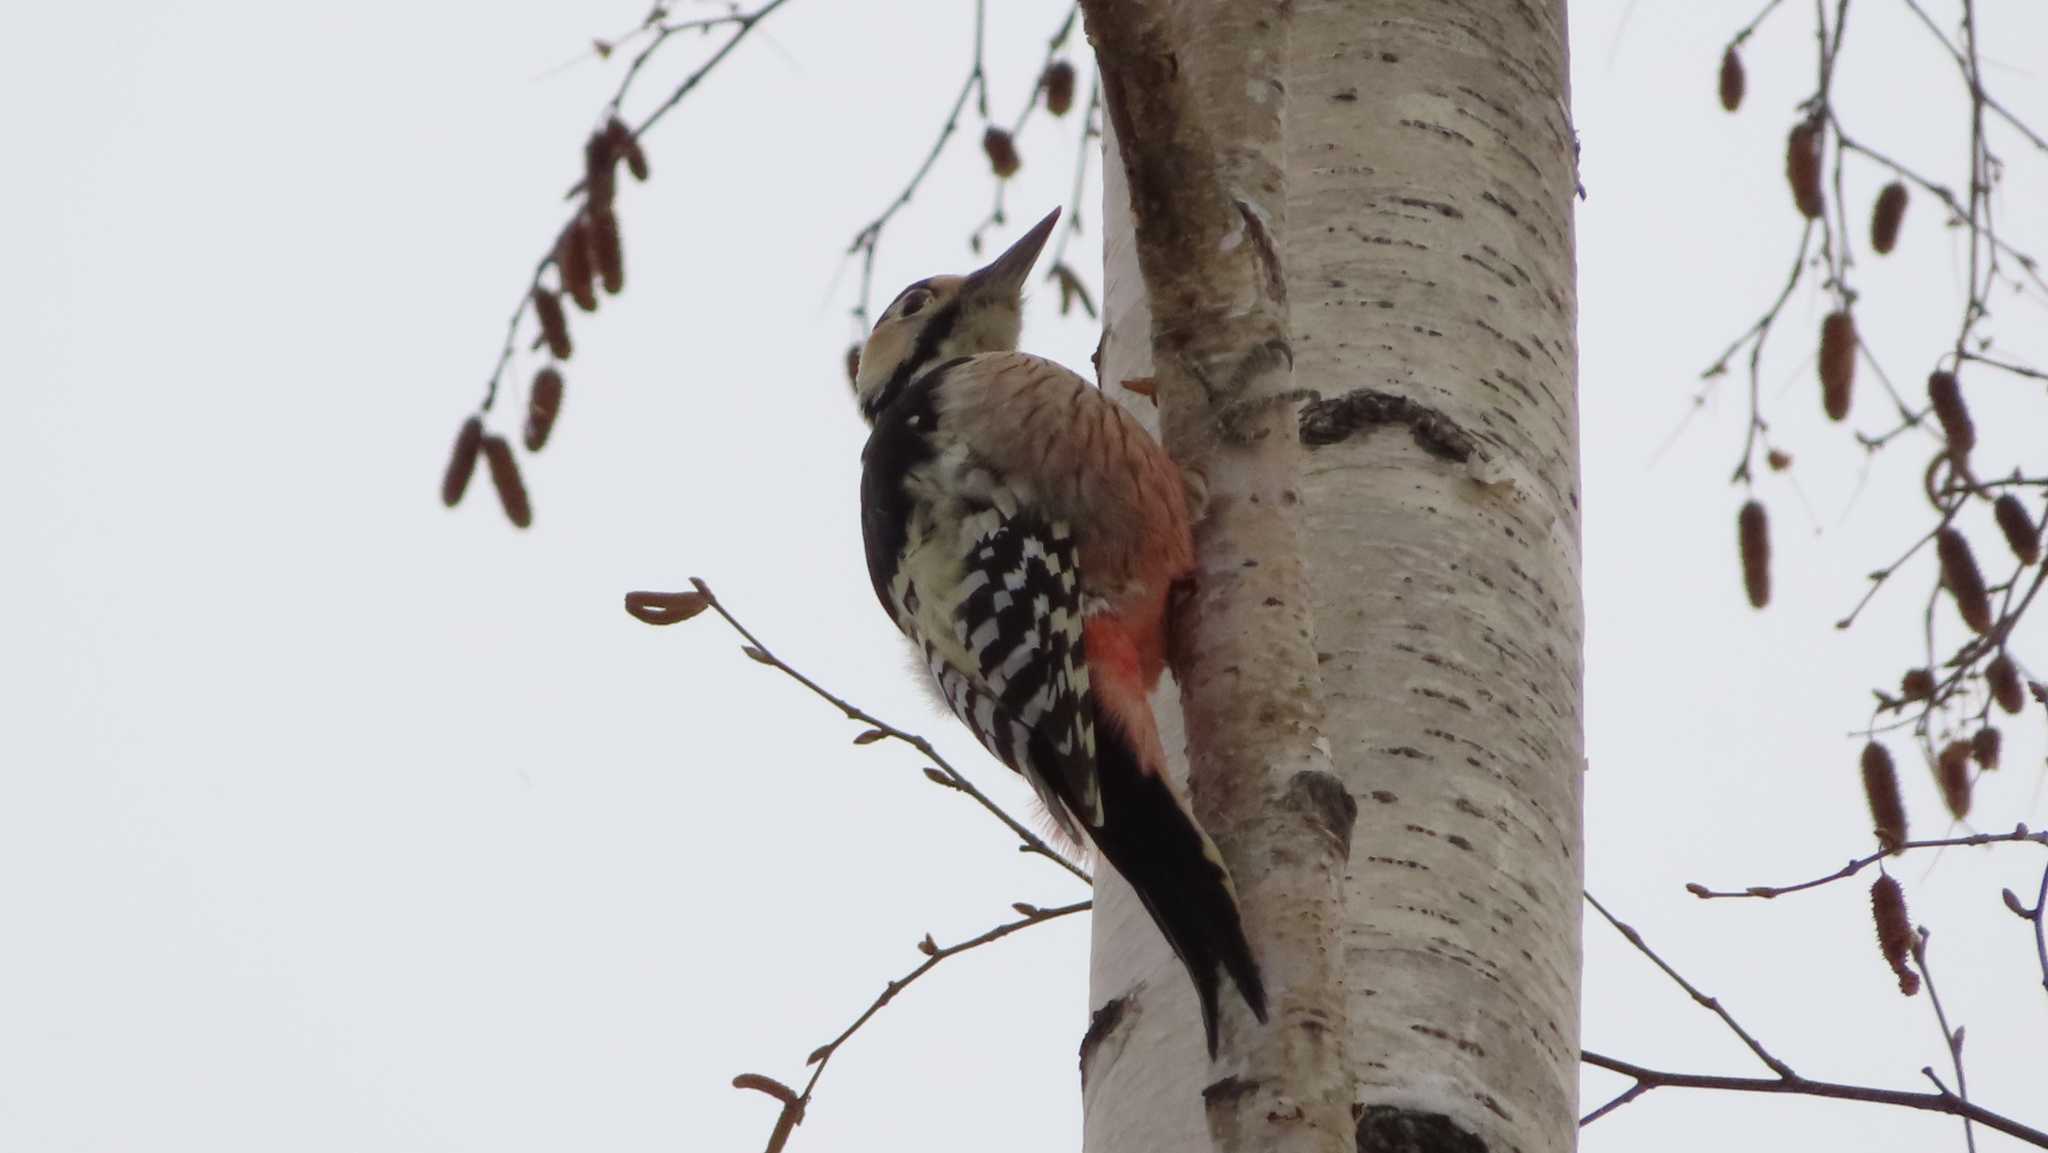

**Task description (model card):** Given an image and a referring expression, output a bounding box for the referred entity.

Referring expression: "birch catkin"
[1870,875,1919,995]
[1859,742,1906,854]
[442,416,484,507]
[1935,528,1992,635]
[525,368,563,452]
[1926,372,1973,458]
[1044,60,1077,116]
[1971,726,2001,770]
[560,219,598,313]
[606,117,649,182]
[1786,120,1824,219]
[1818,312,1855,421]
[583,130,617,210]
[1899,668,1935,702]
[1738,500,1770,608]
[982,128,1020,178]
[591,208,624,296]
[1935,740,1973,820]
[481,435,531,528]
[533,288,572,360]
[1993,495,2041,565]
[1988,654,2025,714]
[1870,182,1907,254]
[1718,49,1745,112]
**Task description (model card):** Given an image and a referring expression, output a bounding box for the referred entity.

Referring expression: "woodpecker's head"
[853,208,1060,423]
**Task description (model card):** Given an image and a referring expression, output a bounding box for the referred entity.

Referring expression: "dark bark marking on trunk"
[1294,387,1474,460]
[1354,1105,1488,1153]
[1286,769,1358,861]
[1077,994,1131,1087]
[1203,1073,1261,1108]
[1299,389,1477,463]
[1236,199,1287,304]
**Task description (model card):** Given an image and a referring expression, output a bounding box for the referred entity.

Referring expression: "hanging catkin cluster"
[444,118,651,527]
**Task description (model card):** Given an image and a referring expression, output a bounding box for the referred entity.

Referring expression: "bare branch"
[737,900,1091,1153]
[1685,826,2048,901]
[1579,1051,2048,1147]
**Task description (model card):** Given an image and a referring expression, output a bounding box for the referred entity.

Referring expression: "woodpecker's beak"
[965,208,1060,300]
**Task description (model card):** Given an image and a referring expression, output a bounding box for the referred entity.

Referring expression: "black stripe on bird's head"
[853,208,1060,423]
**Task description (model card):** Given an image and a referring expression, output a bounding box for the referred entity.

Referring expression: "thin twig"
[846,0,989,329]
[1686,827,2048,901]
[1911,930,1976,1153]
[1045,71,1102,277]
[1585,891,1795,1078]
[686,579,1092,885]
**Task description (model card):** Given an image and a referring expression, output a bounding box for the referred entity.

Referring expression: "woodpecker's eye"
[899,290,932,318]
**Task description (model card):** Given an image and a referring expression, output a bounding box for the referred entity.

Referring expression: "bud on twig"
[1043,59,1077,116]
[1971,726,2001,770]
[1987,653,2024,714]
[1871,181,1908,254]
[533,288,572,360]
[1935,740,1973,819]
[1935,528,1992,635]
[1819,311,1855,421]
[1738,500,1771,608]
[1870,874,1919,995]
[1718,48,1745,112]
[442,416,484,507]
[1926,372,1973,458]
[481,434,531,528]
[1993,494,2041,565]
[525,367,563,452]
[1786,119,1824,220]
[982,127,1020,178]
[1860,741,1907,854]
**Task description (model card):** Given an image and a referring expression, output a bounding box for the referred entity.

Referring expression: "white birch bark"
[1080,2,1349,1151]
[1084,2,1583,1152]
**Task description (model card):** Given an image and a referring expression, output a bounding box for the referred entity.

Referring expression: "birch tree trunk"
[1082,3,1583,1151]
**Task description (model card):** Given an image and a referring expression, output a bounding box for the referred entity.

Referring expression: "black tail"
[1085,711,1268,1056]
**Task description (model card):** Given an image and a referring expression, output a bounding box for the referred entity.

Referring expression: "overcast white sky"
[5,2,2047,1150]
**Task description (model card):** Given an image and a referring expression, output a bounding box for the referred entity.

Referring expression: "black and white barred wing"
[906,503,1102,841]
